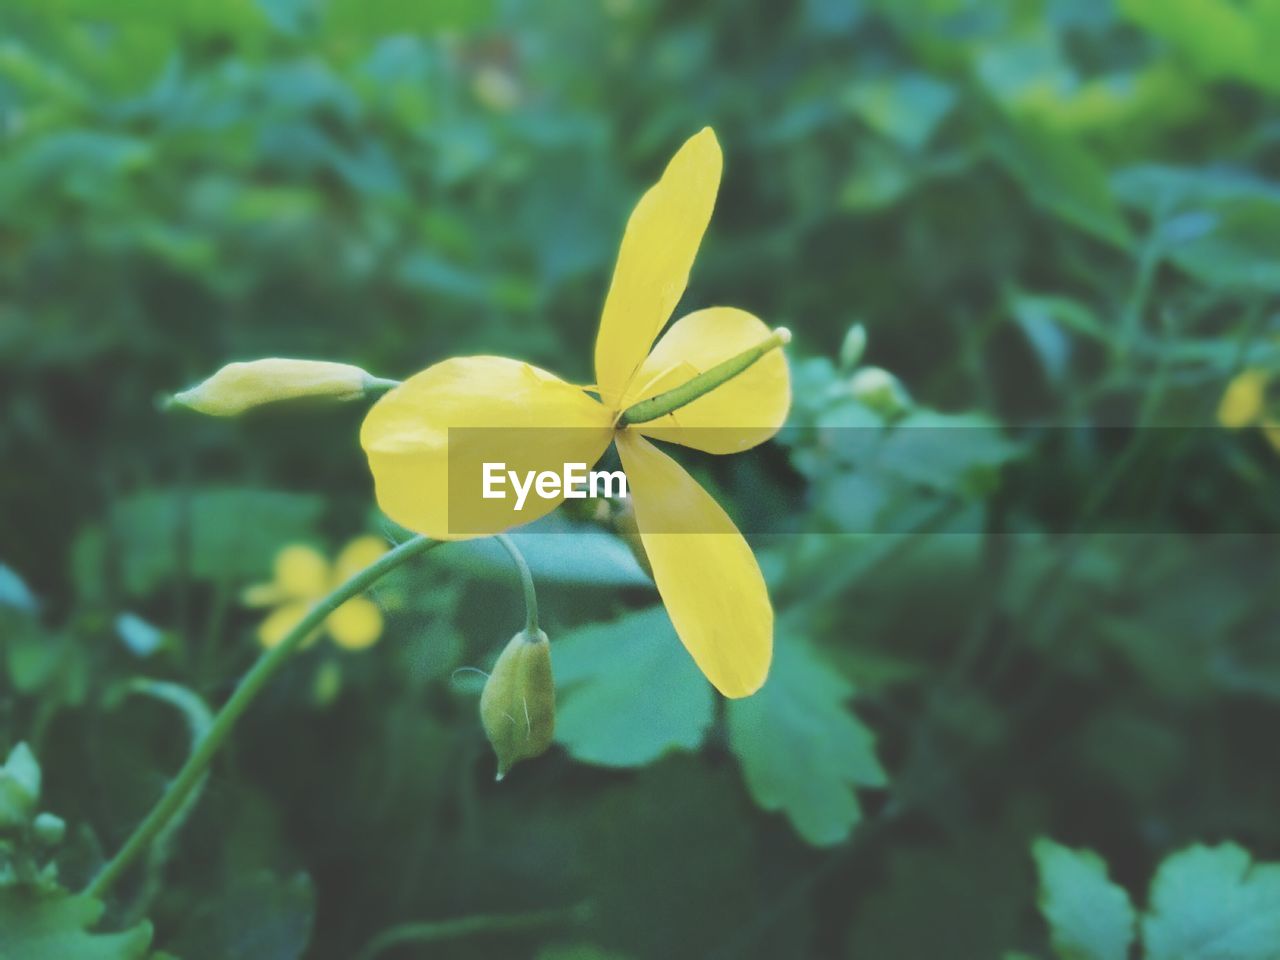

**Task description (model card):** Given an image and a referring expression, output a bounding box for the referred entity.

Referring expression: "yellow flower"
[360,128,791,698]
[243,537,389,651]
[1218,369,1267,428]
[1219,368,1280,453]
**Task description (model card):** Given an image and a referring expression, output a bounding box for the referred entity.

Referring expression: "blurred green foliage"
[3,0,1280,957]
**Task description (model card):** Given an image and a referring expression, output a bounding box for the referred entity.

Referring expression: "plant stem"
[84,534,439,901]
[354,902,590,960]
[618,327,791,425]
[495,533,538,634]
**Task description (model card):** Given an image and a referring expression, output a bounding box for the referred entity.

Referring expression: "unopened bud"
[479,629,555,781]
[169,359,391,416]
[839,322,867,371]
[32,811,65,845]
[849,366,911,419]
[0,742,40,830]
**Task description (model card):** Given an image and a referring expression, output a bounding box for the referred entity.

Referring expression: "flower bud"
[849,366,911,419]
[479,629,555,781]
[32,811,65,845]
[839,322,868,371]
[169,359,385,416]
[0,742,40,830]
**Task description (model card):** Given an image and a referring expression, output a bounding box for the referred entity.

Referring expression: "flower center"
[618,328,791,426]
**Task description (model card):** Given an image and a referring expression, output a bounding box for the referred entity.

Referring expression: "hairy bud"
[479,629,555,780]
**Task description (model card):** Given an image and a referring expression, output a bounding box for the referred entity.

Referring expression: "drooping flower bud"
[849,366,911,419]
[0,742,40,830]
[479,629,555,781]
[169,359,391,416]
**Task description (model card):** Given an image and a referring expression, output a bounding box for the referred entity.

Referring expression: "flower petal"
[334,535,389,582]
[241,582,284,608]
[1264,422,1280,454]
[1219,369,1267,428]
[594,128,722,408]
[360,356,613,539]
[623,307,791,454]
[616,431,772,698]
[328,597,384,651]
[257,601,313,649]
[274,544,330,599]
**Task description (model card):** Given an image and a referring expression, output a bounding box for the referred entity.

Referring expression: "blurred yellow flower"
[243,536,389,651]
[1219,368,1280,453]
[359,128,791,698]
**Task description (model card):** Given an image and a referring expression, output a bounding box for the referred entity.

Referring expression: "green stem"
[494,533,538,634]
[84,534,439,901]
[354,903,589,960]
[619,328,791,425]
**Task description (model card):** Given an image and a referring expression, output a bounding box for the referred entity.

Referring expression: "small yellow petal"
[273,544,330,599]
[623,307,791,454]
[257,601,313,649]
[1218,369,1268,428]
[241,582,284,607]
[171,359,374,416]
[360,356,614,539]
[616,432,772,698]
[1263,422,1280,454]
[333,535,389,582]
[327,597,384,651]
[594,128,723,408]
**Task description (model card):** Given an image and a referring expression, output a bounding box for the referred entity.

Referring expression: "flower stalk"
[618,327,791,425]
[495,533,538,634]
[84,534,439,901]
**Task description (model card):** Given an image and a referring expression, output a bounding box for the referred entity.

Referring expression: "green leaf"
[537,946,632,960]
[324,0,494,35]
[165,871,314,960]
[728,633,886,846]
[844,72,957,151]
[1113,165,1280,292]
[875,409,1024,498]
[1143,843,1280,960]
[846,829,1029,958]
[1118,0,1280,94]
[553,607,713,767]
[1032,838,1136,960]
[450,524,652,588]
[990,111,1133,248]
[0,888,152,960]
[73,488,324,598]
[0,563,38,613]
